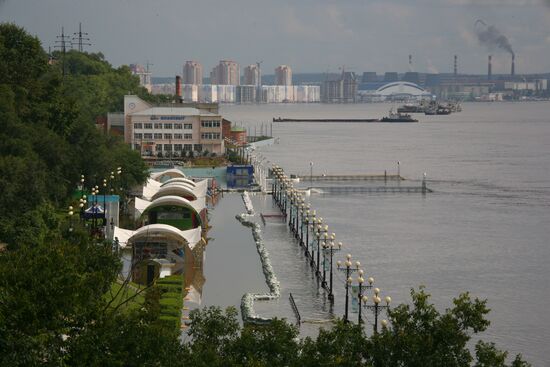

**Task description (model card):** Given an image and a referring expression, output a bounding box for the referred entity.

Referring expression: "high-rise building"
[183,61,203,85]
[211,60,240,85]
[275,65,292,86]
[342,71,358,103]
[244,64,260,86]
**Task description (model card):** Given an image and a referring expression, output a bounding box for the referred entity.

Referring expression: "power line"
[72,22,91,52]
[54,26,71,77]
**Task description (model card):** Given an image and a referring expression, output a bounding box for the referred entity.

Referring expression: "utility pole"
[55,26,71,77]
[72,22,91,52]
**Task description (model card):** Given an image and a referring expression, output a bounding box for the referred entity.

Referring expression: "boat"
[424,105,452,115]
[397,104,425,113]
[272,117,380,123]
[380,109,418,123]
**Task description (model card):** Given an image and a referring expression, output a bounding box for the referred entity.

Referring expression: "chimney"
[511,54,515,76]
[408,54,412,71]
[454,55,458,76]
[488,55,492,81]
[175,75,182,97]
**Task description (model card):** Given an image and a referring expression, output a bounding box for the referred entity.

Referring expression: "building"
[123,95,224,157]
[275,65,292,86]
[130,64,152,92]
[236,85,257,103]
[358,81,432,102]
[183,61,203,85]
[320,71,357,103]
[342,71,358,103]
[361,72,378,83]
[210,60,240,85]
[244,64,260,86]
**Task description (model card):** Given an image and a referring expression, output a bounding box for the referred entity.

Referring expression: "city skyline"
[1,0,550,76]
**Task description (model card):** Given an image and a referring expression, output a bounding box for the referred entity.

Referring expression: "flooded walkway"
[201,193,268,311]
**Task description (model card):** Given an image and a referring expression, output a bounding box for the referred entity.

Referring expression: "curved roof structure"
[162,177,197,188]
[375,82,430,97]
[114,225,203,250]
[151,185,198,201]
[151,168,186,181]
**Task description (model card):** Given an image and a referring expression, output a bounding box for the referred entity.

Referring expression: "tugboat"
[380,109,418,123]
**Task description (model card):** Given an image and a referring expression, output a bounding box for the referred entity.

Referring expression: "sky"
[1,0,550,77]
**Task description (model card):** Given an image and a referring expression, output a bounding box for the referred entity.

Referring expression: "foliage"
[0,23,148,248]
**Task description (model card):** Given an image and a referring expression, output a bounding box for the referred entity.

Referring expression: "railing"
[289,292,301,326]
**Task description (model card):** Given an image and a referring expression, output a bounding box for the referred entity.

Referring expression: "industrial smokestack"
[175,75,182,97]
[488,55,492,81]
[454,55,458,76]
[408,54,412,71]
[511,53,515,76]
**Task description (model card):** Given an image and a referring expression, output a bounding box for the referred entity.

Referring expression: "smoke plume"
[474,20,514,56]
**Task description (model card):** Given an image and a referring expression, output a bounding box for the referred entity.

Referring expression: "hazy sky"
[1,0,549,76]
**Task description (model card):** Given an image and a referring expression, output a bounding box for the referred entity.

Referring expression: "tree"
[368,288,530,367]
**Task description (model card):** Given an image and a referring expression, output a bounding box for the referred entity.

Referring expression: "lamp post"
[309,161,313,185]
[337,254,360,322]
[307,214,316,258]
[68,206,74,232]
[317,224,328,276]
[327,241,342,301]
[356,272,374,324]
[80,174,85,198]
[321,233,335,288]
[362,288,391,333]
[310,217,322,266]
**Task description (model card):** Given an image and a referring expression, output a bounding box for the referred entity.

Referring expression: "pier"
[310,185,432,194]
[297,174,403,182]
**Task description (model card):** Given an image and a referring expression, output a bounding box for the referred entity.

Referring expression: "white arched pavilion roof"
[161,177,197,188]
[151,168,186,181]
[151,185,198,201]
[114,224,203,250]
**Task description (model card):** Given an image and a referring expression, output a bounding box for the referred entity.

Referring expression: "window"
[184,144,192,151]
[160,115,184,120]
[134,133,143,139]
[134,144,141,150]
[155,144,162,151]
[174,123,182,129]
[201,120,220,128]
[164,123,173,129]
[184,123,193,129]
[174,133,183,139]
[184,133,193,140]
[144,123,153,129]
[164,133,172,140]
[164,144,172,151]
[154,133,162,139]
[144,133,153,139]
[201,132,221,140]
[174,144,182,151]
[134,123,143,129]
[154,123,162,129]
[194,144,202,152]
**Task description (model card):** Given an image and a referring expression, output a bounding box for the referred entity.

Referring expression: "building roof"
[130,107,218,117]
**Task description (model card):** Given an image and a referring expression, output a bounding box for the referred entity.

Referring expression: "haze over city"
[1,0,550,76]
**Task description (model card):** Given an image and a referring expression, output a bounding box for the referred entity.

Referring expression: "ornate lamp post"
[321,233,335,288]
[317,224,328,276]
[307,214,316,258]
[68,206,74,232]
[356,271,374,324]
[327,240,342,301]
[362,288,391,333]
[310,217,322,266]
[337,254,361,322]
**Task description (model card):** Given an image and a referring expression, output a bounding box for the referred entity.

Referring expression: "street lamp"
[356,272,374,324]
[68,206,74,232]
[337,254,361,322]
[317,224,328,275]
[309,161,313,185]
[326,240,342,301]
[321,233,335,288]
[362,288,391,333]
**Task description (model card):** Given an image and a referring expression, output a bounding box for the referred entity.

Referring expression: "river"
[202,102,550,366]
